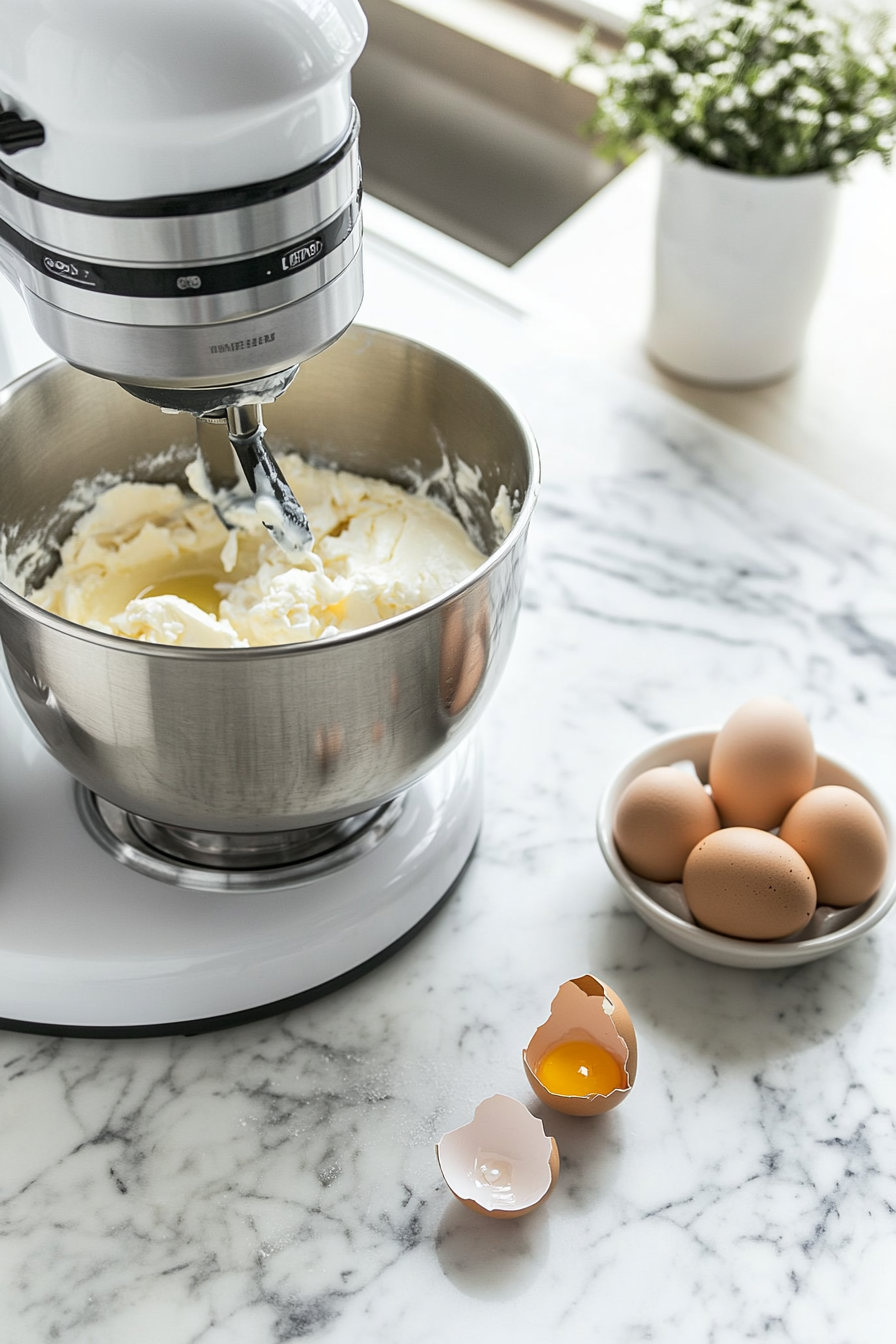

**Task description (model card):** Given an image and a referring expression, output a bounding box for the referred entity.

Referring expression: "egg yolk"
[535,1039,627,1097]
[137,570,224,615]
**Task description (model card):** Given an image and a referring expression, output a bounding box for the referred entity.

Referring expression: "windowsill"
[355,0,623,263]
[514,149,896,522]
[371,0,623,92]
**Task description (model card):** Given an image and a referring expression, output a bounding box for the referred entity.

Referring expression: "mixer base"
[0,713,482,1036]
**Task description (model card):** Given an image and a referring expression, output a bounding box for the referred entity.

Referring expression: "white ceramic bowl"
[597,728,896,969]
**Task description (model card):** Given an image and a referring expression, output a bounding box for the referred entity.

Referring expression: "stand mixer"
[0,1,539,1035]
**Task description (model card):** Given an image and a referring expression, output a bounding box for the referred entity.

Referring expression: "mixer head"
[0,0,367,416]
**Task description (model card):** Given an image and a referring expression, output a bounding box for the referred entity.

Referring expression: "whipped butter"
[31,454,488,648]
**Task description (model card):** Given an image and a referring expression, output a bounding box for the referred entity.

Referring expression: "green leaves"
[573,0,896,176]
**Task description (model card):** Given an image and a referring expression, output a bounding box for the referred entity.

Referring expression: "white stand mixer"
[0,1,538,1035]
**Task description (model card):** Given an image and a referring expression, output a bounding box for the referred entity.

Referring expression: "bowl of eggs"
[597,698,896,968]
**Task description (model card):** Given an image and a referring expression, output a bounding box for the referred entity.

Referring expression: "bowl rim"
[0,326,541,660]
[596,725,896,966]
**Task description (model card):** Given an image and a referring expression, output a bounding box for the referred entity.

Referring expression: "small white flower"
[708,59,737,77]
[867,55,887,79]
[869,96,895,120]
[851,114,871,133]
[831,148,850,165]
[671,106,690,124]
[689,124,707,142]
[877,131,895,151]
[706,39,727,58]
[794,84,822,105]
[789,53,815,71]
[715,94,734,112]
[625,41,646,60]
[753,71,779,97]
[649,49,678,76]
[672,72,695,95]
[730,85,749,108]
[708,138,727,157]
[794,108,820,125]
[825,111,843,128]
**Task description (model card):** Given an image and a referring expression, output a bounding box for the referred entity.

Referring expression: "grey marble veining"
[2,239,896,1342]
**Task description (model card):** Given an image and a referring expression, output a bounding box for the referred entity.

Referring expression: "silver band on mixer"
[0,106,362,389]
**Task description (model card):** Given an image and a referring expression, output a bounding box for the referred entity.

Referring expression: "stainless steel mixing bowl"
[0,326,539,833]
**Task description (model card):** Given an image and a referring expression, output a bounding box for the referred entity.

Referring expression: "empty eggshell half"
[436,1094,560,1219]
[523,975,637,1116]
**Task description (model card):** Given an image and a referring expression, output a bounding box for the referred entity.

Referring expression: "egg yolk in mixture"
[137,571,225,616]
[535,1039,627,1097]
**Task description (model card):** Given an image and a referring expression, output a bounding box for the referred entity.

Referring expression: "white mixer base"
[0,679,482,1036]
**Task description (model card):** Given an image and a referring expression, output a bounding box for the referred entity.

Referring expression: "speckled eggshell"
[613,766,721,881]
[779,785,888,908]
[708,697,816,829]
[683,827,817,940]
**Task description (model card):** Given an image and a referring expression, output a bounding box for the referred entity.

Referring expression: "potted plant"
[573,0,896,385]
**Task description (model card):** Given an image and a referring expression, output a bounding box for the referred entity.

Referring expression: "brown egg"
[613,766,720,882]
[683,827,817,940]
[708,697,816,829]
[779,785,888,908]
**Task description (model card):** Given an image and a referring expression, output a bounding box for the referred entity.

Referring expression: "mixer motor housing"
[0,0,368,414]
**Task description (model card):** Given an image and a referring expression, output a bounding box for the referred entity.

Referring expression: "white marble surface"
[3,232,896,1343]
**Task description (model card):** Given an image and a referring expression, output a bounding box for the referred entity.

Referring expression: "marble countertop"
[3,227,896,1344]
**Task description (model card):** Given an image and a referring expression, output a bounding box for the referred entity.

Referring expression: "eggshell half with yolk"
[523,975,637,1116]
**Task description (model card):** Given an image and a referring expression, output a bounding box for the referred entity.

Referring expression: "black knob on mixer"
[0,110,45,154]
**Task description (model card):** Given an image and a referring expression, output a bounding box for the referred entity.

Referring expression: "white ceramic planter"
[647,152,839,386]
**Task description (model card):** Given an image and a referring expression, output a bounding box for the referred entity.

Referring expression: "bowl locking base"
[76,786,406,891]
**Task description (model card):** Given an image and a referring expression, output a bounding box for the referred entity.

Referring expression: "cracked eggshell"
[435,1094,560,1220]
[523,975,637,1116]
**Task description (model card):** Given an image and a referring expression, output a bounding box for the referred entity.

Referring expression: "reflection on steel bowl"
[0,326,539,832]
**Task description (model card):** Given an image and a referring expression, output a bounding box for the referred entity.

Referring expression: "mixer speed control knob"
[0,109,45,154]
